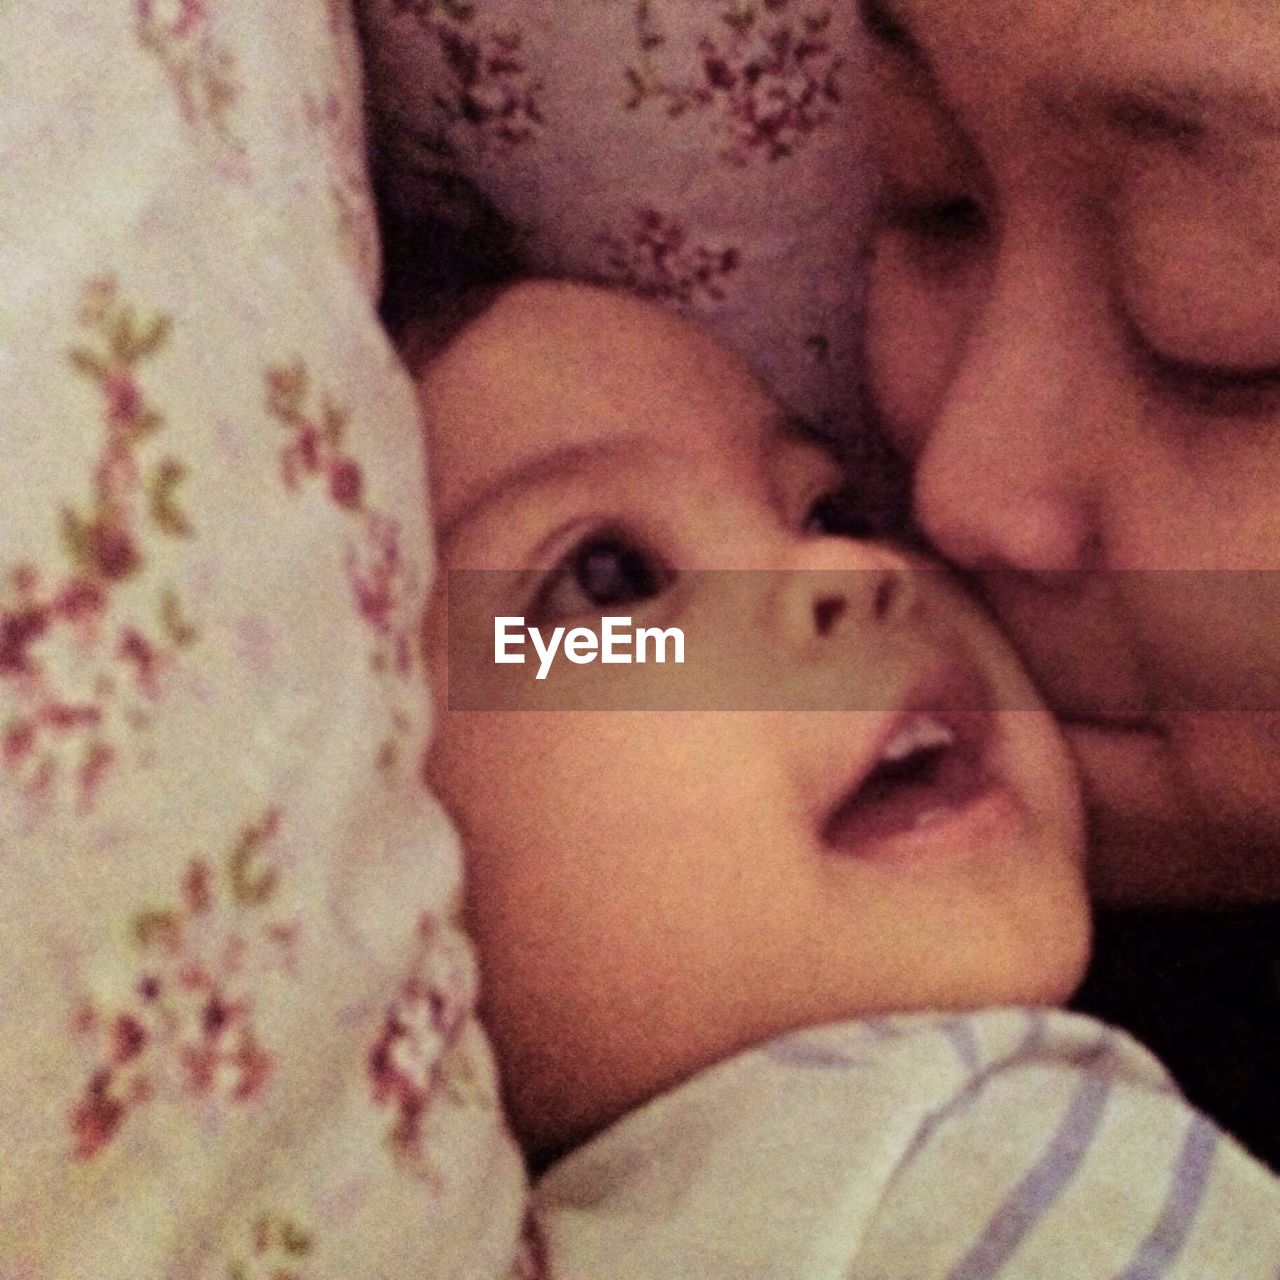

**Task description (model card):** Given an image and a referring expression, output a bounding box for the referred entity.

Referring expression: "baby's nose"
[776,539,916,648]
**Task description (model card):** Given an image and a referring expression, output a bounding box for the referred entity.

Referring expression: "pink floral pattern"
[68,810,296,1160]
[1,277,197,818]
[226,1210,314,1280]
[5,2,528,1273]
[598,207,742,306]
[265,361,417,773]
[364,0,871,446]
[136,0,242,150]
[367,915,485,1180]
[390,0,544,149]
[305,87,379,285]
[624,0,845,165]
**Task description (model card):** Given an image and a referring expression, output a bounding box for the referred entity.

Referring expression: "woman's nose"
[912,264,1100,575]
[775,537,916,650]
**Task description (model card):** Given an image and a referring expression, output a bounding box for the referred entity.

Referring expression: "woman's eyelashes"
[1126,322,1280,418]
[878,186,989,274]
[884,191,987,242]
[528,528,673,623]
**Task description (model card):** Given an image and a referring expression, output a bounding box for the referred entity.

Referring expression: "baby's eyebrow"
[436,407,799,555]
[435,437,647,553]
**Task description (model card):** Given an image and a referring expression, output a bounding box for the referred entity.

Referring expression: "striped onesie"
[535,1008,1280,1278]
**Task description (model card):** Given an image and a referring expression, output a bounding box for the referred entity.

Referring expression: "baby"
[406,280,1280,1276]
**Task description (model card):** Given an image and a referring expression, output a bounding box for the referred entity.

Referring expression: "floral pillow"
[0,2,529,1276]
[360,0,875,441]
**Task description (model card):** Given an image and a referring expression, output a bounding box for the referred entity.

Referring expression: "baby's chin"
[506,887,1091,1172]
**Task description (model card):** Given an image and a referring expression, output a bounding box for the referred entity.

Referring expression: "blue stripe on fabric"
[887,1011,1049,1194]
[942,1017,982,1074]
[863,1016,907,1041]
[1111,1113,1218,1280]
[767,1011,1008,1074]
[764,1035,869,1071]
[948,1069,1113,1280]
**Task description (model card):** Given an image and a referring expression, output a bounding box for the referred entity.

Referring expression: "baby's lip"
[821,659,998,857]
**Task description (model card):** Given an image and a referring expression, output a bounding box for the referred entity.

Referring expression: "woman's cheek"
[1117,570,1280,881]
[866,239,972,453]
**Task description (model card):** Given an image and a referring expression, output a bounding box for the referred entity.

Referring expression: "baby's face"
[417,282,1088,1161]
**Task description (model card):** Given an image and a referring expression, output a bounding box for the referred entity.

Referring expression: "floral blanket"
[362,0,875,440]
[0,2,526,1275]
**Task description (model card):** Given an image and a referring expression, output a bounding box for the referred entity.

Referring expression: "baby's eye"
[803,487,881,540]
[530,529,673,622]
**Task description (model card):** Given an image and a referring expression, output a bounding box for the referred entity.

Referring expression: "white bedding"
[0,3,526,1275]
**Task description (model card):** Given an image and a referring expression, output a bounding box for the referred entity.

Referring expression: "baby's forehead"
[415,281,787,527]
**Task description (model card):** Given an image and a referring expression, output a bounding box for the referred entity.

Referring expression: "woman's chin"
[1088,806,1280,907]
[1069,717,1280,905]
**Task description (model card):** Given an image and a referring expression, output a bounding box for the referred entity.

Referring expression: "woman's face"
[863,0,1280,903]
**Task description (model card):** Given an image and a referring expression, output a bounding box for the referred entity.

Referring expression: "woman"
[861,0,1280,1165]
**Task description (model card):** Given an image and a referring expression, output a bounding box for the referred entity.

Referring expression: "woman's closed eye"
[883,191,987,242]
[529,528,673,623]
[1128,323,1280,418]
[877,188,989,275]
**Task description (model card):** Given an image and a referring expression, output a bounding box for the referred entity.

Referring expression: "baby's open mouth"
[822,664,996,856]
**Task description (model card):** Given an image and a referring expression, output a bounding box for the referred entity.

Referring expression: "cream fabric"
[0,2,527,1275]
[537,1008,1280,1278]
